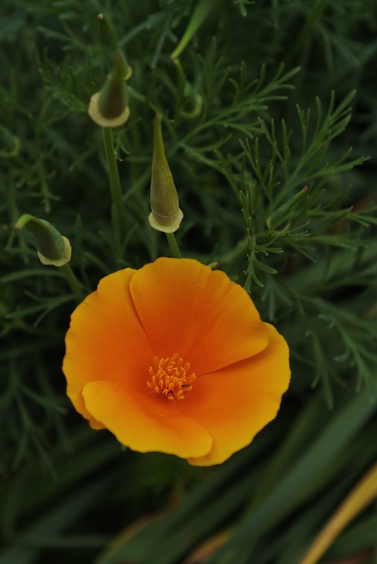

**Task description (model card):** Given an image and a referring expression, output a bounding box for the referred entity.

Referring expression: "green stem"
[170,0,216,59]
[166,232,182,258]
[61,264,84,302]
[102,127,127,237]
[286,0,329,66]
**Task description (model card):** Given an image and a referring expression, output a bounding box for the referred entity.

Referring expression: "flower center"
[147,353,196,400]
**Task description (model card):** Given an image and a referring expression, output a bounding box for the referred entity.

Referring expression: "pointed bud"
[15,214,72,267]
[88,49,131,128]
[149,115,184,233]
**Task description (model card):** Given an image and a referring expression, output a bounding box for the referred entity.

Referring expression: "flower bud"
[88,49,131,128]
[15,214,72,267]
[149,115,184,233]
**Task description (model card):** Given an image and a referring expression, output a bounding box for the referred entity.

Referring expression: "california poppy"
[63,258,290,466]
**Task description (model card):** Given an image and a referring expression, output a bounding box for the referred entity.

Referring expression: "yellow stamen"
[147,353,196,400]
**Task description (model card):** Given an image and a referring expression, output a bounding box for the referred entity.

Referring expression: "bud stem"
[61,264,84,302]
[102,127,127,238]
[166,232,182,258]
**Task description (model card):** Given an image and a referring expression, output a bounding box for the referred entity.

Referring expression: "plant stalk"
[102,127,127,237]
[166,232,182,258]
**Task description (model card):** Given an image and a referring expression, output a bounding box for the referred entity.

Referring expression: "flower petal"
[178,324,290,466]
[82,380,213,458]
[63,268,155,425]
[130,258,269,375]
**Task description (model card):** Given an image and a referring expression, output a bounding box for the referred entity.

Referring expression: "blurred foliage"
[0,0,377,563]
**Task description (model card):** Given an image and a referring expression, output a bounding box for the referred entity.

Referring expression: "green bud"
[88,49,131,128]
[149,115,184,234]
[15,214,72,267]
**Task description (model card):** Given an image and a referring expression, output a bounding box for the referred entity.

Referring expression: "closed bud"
[15,214,72,267]
[88,49,131,128]
[149,115,184,233]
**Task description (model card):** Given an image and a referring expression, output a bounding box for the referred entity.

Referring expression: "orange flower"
[62,258,290,466]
